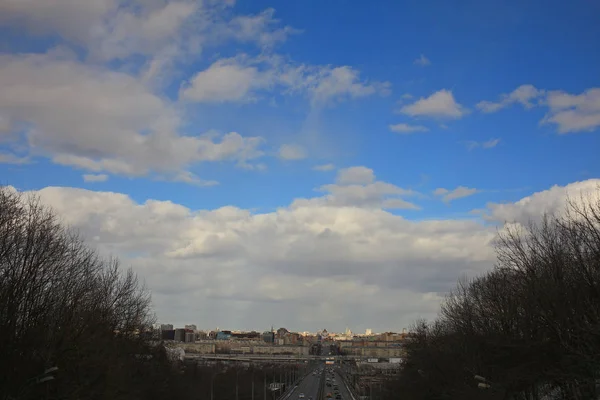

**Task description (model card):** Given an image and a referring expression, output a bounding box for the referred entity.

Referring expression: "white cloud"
[434,186,479,202]
[306,66,391,107]
[0,0,199,62]
[477,84,545,113]
[292,166,420,210]
[27,178,595,330]
[336,166,375,185]
[399,89,467,119]
[0,1,300,86]
[0,152,29,164]
[486,179,600,225]
[216,8,301,49]
[464,138,500,150]
[542,88,600,133]
[83,173,108,183]
[182,55,388,107]
[477,85,600,134]
[313,163,335,171]
[413,54,431,66]
[389,123,429,133]
[278,144,307,160]
[181,57,273,103]
[0,53,266,180]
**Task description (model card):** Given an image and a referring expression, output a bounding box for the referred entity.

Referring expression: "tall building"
[161,324,174,331]
[365,329,372,335]
[185,324,197,331]
[174,328,186,342]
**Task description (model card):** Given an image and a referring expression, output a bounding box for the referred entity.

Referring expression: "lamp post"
[17,366,59,400]
[263,369,267,400]
[474,374,509,399]
[211,372,219,400]
[475,375,492,389]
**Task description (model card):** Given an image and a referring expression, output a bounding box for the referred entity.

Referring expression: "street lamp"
[211,371,220,400]
[475,375,491,388]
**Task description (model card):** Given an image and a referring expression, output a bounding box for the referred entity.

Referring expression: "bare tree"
[0,187,173,400]
[393,188,600,400]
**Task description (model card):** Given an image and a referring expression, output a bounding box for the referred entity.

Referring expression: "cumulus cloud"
[413,54,431,66]
[306,66,391,107]
[486,179,600,225]
[0,53,266,180]
[389,123,429,133]
[477,85,600,134]
[83,174,108,183]
[476,84,545,113]
[0,0,296,64]
[181,58,271,103]
[214,8,301,49]
[542,88,600,133]
[181,55,388,107]
[291,166,420,210]
[27,178,595,330]
[336,166,375,185]
[278,144,307,160]
[0,152,29,165]
[434,186,480,203]
[399,89,467,119]
[0,0,199,62]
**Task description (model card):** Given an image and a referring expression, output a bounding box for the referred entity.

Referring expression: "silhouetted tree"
[392,189,600,400]
[0,187,179,399]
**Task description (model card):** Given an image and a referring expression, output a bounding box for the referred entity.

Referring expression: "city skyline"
[1,0,599,331]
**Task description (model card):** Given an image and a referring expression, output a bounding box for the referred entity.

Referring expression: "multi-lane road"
[280,370,321,400]
[280,366,356,400]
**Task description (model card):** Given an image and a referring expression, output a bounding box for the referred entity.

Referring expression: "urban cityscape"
[1,0,599,399]
[155,324,409,399]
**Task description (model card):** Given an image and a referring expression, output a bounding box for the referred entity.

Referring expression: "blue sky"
[0,0,599,331]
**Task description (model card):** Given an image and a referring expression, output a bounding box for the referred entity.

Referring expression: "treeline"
[0,187,184,399]
[392,192,600,399]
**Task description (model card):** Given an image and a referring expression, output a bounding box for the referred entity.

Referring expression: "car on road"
[298,394,305,398]
[335,395,342,400]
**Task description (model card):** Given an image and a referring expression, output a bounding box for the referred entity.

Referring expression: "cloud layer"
[24,175,599,331]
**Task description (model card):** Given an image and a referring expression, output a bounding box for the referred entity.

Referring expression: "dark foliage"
[0,187,182,400]
[391,190,600,400]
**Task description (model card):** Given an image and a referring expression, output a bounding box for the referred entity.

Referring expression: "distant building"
[231,331,261,340]
[174,328,186,342]
[185,324,197,331]
[216,330,232,340]
[365,329,372,336]
[160,324,174,331]
[262,331,274,343]
[276,327,289,338]
[185,332,195,343]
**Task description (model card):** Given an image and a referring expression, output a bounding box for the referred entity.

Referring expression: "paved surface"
[281,371,321,400]
[319,367,357,400]
[333,369,356,400]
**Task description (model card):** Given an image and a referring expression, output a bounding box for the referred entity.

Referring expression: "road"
[332,368,356,400]
[281,370,321,400]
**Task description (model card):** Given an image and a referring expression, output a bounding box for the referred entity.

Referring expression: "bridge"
[185,353,401,364]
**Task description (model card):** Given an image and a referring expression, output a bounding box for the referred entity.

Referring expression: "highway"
[281,366,357,400]
[280,370,321,400]
[281,342,358,400]
[332,368,356,400]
